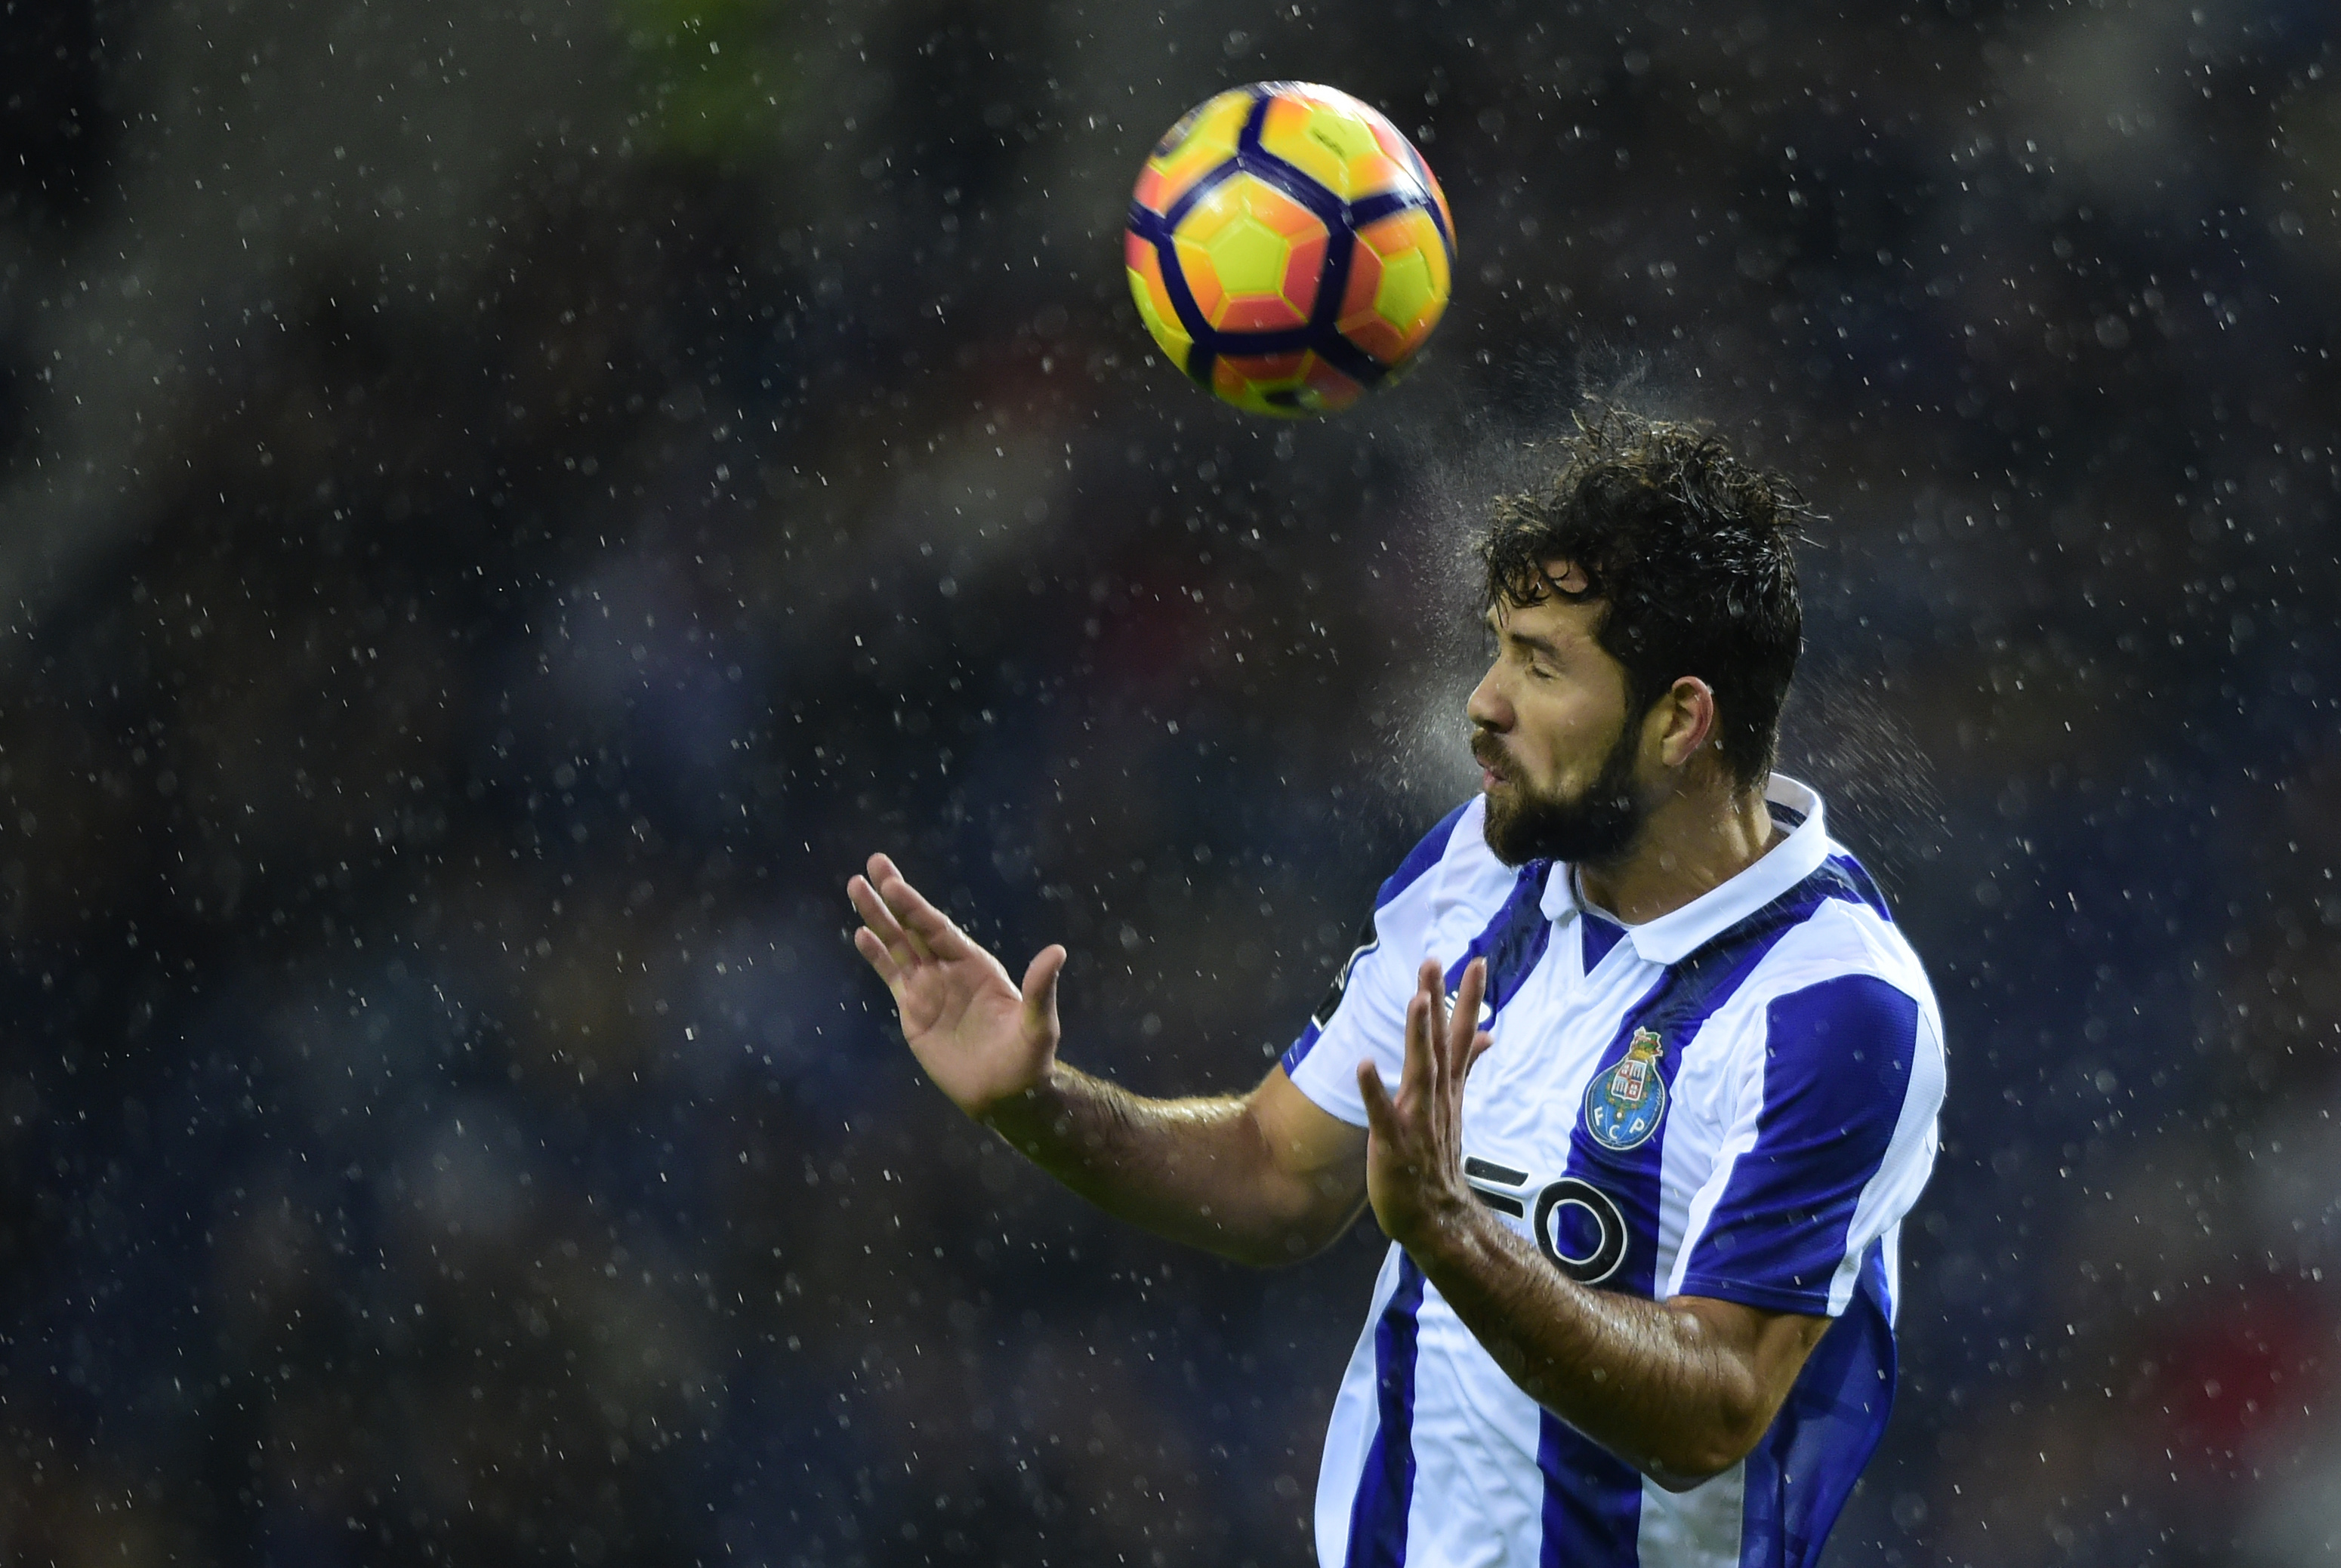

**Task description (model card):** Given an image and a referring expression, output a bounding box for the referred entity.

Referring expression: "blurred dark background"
[2,1,2337,1563]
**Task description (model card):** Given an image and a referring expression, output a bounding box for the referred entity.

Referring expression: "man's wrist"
[978,1062,1077,1148]
[1395,1183,1503,1276]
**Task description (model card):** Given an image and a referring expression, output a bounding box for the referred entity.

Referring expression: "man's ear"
[1652,676,1718,769]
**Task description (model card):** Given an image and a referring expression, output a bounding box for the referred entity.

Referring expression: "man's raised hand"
[1356,957,1493,1250]
[847,854,1066,1120]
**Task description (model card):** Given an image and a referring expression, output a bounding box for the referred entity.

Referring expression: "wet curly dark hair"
[1479,405,1813,791]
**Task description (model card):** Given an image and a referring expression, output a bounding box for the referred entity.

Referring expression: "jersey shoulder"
[1377,795,1512,916]
[1739,863,1945,1054]
[1314,797,1511,1020]
[1283,797,1513,1093]
[1812,854,1936,1001]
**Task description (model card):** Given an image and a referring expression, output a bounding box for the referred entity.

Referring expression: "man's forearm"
[982,1062,1345,1266]
[1408,1202,1775,1486]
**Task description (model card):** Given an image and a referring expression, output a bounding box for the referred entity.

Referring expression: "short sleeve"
[1669,973,1945,1317]
[1280,802,1473,1127]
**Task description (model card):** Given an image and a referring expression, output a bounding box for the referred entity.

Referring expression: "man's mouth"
[1470,738,1513,790]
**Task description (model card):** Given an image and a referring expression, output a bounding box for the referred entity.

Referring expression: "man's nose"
[1466,666,1510,730]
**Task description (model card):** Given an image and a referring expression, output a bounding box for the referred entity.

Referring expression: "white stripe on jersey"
[1282,778,1945,1568]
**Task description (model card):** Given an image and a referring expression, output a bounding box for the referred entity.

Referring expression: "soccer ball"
[1125,82,1456,417]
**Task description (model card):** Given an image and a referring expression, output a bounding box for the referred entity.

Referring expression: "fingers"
[1448,957,1488,1064]
[865,854,967,961]
[847,874,918,963]
[1399,958,1445,1101]
[850,855,979,969]
[1356,1058,1400,1143]
[850,925,905,990]
[1370,967,1437,1148]
[1418,958,1449,1036]
[1415,957,1488,1067]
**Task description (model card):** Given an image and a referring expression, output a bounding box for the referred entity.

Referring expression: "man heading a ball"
[849,408,1945,1568]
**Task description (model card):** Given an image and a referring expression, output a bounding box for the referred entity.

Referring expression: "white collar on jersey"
[1537,774,1834,966]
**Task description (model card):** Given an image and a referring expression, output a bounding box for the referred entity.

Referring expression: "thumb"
[1020,944,1067,1039]
[1464,1029,1496,1075]
[1356,1058,1399,1143]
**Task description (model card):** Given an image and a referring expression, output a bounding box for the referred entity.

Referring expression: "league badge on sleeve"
[1582,1027,1668,1151]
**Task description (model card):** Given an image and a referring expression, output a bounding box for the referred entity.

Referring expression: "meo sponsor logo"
[1462,1157,1629,1286]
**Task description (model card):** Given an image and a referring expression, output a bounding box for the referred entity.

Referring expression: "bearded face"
[1474,706,1650,867]
[1464,573,1662,870]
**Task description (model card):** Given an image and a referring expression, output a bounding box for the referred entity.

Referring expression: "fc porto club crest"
[1583,1027,1668,1151]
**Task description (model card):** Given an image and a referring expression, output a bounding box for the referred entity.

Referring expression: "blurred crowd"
[1,1,2337,1563]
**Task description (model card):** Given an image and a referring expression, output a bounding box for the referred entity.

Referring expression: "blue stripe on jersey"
[1824,852,1892,923]
[1735,1240,1897,1568]
[1379,800,1473,909]
[1537,861,1872,1566]
[1343,1257,1427,1568]
[1581,912,1627,972]
[1676,975,1920,1314]
[1537,1412,1642,1568]
[1442,861,1555,1011]
[1278,1021,1323,1076]
[1340,866,1550,1562]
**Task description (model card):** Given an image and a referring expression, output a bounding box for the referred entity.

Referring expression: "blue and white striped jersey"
[1281,777,1945,1568]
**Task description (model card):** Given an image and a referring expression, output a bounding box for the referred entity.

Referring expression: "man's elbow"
[1643,1406,1776,1492]
[1645,1451,1742,1494]
[1229,1196,1362,1269]
[1220,1234,1321,1270]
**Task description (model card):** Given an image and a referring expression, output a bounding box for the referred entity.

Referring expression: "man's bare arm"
[985,1063,1368,1267]
[1408,1215,1827,1486]
[1359,957,1827,1486]
[849,853,1368,1267]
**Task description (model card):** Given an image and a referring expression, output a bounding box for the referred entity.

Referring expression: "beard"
[1476,714,1649,867]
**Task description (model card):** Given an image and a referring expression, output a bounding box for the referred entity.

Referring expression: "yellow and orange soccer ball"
[1125,82,1456,417]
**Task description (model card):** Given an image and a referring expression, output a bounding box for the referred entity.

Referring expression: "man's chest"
[1441,926,1742,1289]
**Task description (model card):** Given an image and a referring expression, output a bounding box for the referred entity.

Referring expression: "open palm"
[847,854,1066,1119]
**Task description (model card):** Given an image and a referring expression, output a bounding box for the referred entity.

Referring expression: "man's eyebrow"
[1486,615,1565,659]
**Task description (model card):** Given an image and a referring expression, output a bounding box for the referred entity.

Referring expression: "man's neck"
[1575,778,1779,927]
